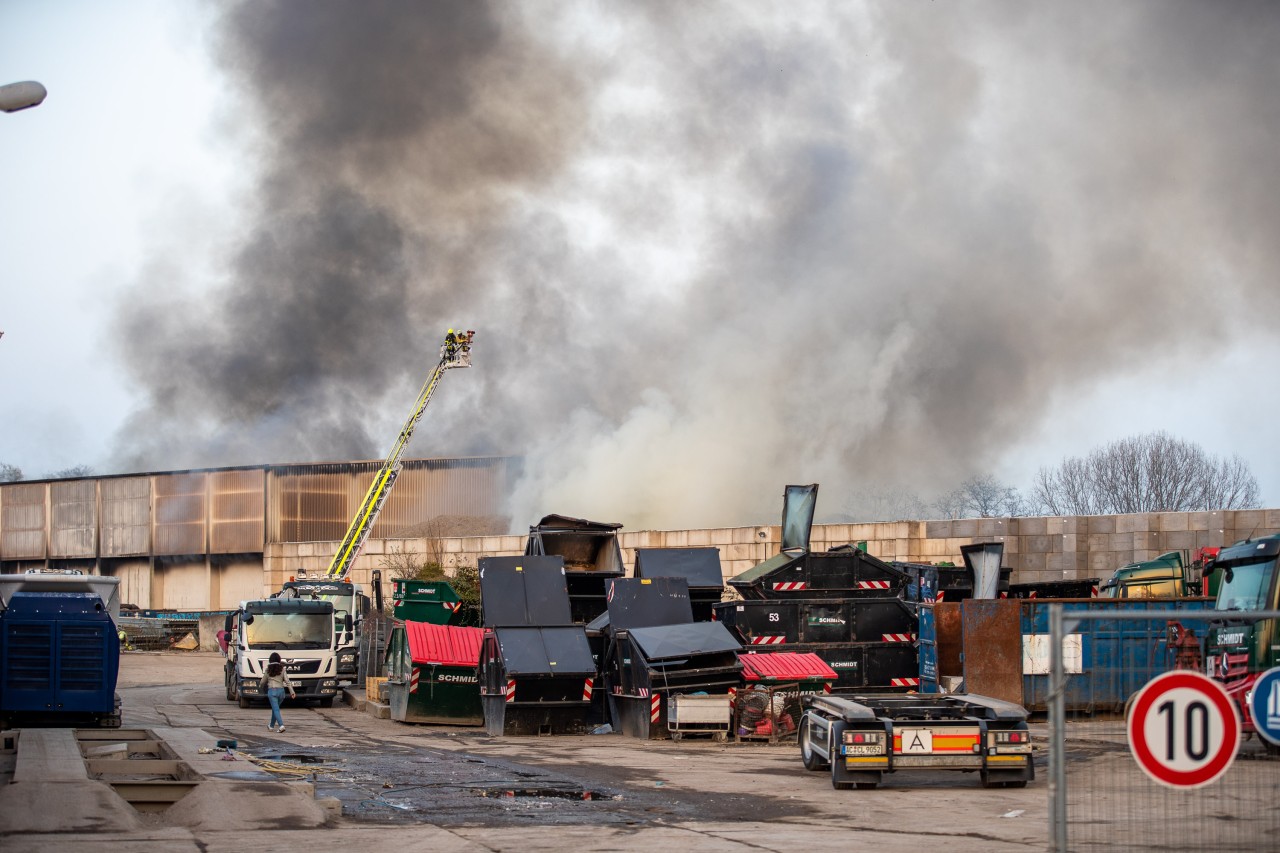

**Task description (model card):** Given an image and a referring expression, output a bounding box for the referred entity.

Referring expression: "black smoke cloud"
[112,2,1280,529]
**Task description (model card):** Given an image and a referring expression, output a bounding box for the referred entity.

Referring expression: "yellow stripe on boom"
[325,332,473,579]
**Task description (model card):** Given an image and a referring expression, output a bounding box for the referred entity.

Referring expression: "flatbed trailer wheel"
[799,716,829,771]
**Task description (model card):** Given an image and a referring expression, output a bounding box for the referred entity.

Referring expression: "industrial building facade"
[0,457,517,609]
[4,457,1279,610]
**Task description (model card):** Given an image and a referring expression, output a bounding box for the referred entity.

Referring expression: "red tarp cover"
[740,651,837,682]
[406,621,484,667]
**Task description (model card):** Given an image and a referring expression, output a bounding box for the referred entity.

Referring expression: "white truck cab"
[223,598,345,708]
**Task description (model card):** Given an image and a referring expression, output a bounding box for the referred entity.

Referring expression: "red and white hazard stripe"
[650,694,661,723]
[1027,591,1037,599]
[856,580,892,590]
[637,687,650,698]
[881,633,917,643]
[505,679,517,703]
[1091,585,1099,598]
[823,683,832,694]
[409,668,420,694]
[582,678,594,702]
[750,636,787,645]
[771,581,808,591]
[890,677,919,688]
[443,601,460,612]
[934,590,946,604]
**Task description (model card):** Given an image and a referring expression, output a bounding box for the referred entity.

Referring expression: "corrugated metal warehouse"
[0,457,517,609]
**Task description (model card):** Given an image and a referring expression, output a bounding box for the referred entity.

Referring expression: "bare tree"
[380,542,425,581]
[934,475,1027,519]
[1033,432,1260,514]
[0,463,22,483]
[46,464,95,479]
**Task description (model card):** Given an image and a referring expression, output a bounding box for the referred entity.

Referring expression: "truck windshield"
[1215,558,1277,611]
[246,613,333,649]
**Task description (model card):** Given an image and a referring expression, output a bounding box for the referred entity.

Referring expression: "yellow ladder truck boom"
[325,330,474,580]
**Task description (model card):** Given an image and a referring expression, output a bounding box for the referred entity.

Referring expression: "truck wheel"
[225,669,235,701]
[238,695,251,709]
[855,782,878,790]
[320,696,335,708]
[799,716,829,771]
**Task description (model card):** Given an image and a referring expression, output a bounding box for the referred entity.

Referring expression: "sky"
[3,1,1280,530]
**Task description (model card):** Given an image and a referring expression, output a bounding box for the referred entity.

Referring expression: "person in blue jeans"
[258,652,296,732]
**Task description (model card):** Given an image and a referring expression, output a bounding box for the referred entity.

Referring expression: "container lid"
[634,548,724,590]
[406,622,484,667]
[492,626,596,676]
[740,651,837,682]
[479,555,572,627]
[606,577,693,629]
[627,621,741,662]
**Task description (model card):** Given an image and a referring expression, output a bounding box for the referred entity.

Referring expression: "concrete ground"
[0,651,1051,852]
[27,650,1277,852]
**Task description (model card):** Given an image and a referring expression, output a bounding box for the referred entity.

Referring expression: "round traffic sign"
[1126,670,1240,789]
[1247,666,1280,746]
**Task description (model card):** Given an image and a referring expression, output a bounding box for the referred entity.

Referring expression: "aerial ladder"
[324,329,474,580]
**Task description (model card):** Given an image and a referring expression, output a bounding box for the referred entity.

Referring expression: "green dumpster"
[384,621,484,725]
[391,579,464,624]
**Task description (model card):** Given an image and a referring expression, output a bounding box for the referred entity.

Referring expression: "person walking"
[259,652,296,732]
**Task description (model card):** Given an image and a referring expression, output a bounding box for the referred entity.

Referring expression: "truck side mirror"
[243,614,254,625]
[224,614,234,632]
[344,614,354,633]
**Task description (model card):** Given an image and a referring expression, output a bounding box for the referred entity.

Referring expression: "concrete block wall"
[264,509,1280,594]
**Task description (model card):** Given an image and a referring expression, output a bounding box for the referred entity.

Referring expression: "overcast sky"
[3,2,1279,529]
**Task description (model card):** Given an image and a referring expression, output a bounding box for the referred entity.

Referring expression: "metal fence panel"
[1049,607,1280,852]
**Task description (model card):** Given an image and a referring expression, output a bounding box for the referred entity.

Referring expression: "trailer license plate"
[845,745,881,756]
[899,729,933,754]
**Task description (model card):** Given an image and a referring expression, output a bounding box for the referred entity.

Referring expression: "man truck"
[223,598,344,708]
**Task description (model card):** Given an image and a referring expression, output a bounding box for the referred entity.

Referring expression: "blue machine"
[0,573,122,727]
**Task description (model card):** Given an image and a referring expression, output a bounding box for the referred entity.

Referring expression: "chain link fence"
[1048,607,1280,852]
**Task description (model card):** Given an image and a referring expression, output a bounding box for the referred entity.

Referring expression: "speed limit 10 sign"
[1127,670,1241,789]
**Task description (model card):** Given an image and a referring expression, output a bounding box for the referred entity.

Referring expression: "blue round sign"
[1248,666,1280,746]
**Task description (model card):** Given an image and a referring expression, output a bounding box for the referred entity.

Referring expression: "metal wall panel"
[160,559,209,610]
[267,457,513,544]
[217,558,266,608]
[268,466,356,544]
[107,559,153,609]
[210,469,265,553]
[0,482,46,560]
[154,472,207,556]
[372,458,508,537]
[49,479,97,558]
[101,477,151,557]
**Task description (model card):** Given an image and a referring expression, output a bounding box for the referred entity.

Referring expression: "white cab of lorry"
[223,598,345,708]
